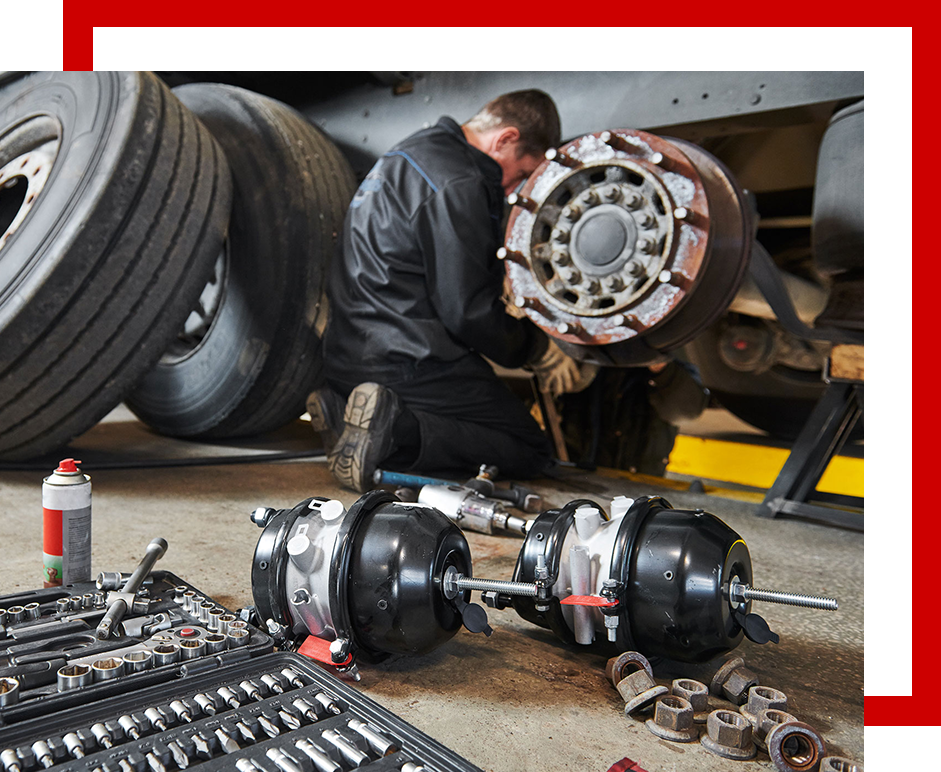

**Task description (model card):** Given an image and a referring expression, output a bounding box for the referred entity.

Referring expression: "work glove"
[529,339,582,396]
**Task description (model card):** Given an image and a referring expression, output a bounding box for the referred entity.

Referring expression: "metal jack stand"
[756,375,863,531]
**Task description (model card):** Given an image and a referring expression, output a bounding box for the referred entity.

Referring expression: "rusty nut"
[700,709,756,760]
[617,668,669,715]
[606,650,654,686]
[754,708,799,751]
[767,721,827,772]
[645,696,697,742]
[821,757,863,772]
[741,685,789,726]
[710,656,759,705]
[671,678,709,723]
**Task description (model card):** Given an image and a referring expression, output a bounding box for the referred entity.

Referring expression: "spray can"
[42,459,92,587]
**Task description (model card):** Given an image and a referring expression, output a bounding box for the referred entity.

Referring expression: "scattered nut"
[710,656,759,705]
[606,651,654,686]
[766,721,827,772]
[821,757,863,772]
[671,678,709,723]
[700,709,756,760]
[645,695,697,742]
[754,708,799,751]
[741,685,789,726]
[617,668,669,715]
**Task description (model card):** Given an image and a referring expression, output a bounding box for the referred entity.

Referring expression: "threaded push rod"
[731,582,838,611]
[452,575,537,597]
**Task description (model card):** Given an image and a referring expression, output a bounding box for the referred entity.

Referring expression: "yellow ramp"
[667,435,863,497]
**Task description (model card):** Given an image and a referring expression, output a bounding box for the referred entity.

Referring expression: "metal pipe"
[96,538,168,639]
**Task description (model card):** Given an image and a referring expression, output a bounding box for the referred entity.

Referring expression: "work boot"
[306,388,345,454]
[328,383,402,492]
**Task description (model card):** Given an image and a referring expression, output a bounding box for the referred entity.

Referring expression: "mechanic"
[308,90,581,492]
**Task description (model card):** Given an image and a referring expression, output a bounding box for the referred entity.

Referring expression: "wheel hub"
[505,129,752,365]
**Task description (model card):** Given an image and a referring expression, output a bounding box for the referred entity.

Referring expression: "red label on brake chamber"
[560,595,617,607]
[298,635,353,666]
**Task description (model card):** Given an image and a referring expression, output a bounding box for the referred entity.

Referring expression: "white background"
[8,2,63,69]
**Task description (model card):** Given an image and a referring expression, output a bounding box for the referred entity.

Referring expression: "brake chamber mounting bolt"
[729,581,838,611]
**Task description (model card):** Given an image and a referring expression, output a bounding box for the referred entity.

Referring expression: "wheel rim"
[162,245,228,363]
[0,115,61,255]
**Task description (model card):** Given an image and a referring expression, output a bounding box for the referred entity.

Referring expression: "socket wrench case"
[0,652,479,772]
[0,571,272,715]
[0,576,482,772]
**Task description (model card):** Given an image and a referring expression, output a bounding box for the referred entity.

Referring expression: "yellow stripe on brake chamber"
[667,435,863,498]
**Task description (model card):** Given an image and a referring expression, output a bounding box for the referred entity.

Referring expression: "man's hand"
[529,340,581,396]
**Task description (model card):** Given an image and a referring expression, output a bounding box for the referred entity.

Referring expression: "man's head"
[463,90,561,195]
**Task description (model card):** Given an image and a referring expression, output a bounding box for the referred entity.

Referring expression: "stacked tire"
[0,73,356,461]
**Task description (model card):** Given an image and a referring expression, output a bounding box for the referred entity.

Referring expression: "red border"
[57,0,912,726]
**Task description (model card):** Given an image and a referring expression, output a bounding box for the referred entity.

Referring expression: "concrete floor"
[0,409,863,771]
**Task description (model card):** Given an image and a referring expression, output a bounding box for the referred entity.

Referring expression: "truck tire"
[0,72,232,460]
[126,84,356,438]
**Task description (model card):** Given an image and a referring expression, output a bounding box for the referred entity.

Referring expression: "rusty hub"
[505,129,752,366]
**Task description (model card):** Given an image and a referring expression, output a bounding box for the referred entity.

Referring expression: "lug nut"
[608,651,667,715]
[623,192,643,210]
[766,721,827,772]
[671,678,710,723]
[604,276,625,292]
[711,656,759,705]
[645,696,698,742]
[741,685,788,727]
[561,267,581,284]
[754,708,798,751]
[821,757,863,772]
[700,709,756,760]
[640,238,658,255]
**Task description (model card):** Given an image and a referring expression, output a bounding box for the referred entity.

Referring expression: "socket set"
[1,575,481,772]
[0,651,480,772]
[0,572,271,718]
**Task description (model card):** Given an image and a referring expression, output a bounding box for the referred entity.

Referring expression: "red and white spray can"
[41,459,92,587]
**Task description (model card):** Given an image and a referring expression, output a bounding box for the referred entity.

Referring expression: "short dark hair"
[464,90,561,157]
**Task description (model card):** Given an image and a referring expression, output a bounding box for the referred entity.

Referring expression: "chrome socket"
[180,638,207,660]
[181,591,197,612]
[0,676,20,707]
[217,613,237,634]
[57,663,93,691]
[198,600,214,623]
[227,628,250,647]
[204,632,228,654]
[6,605,24,624]
[207,608,224,632]
[152,642,181,666]
[92,657,125,682]
[24,602,40,620]
[55,598,71,614]
[123,649,154,673]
